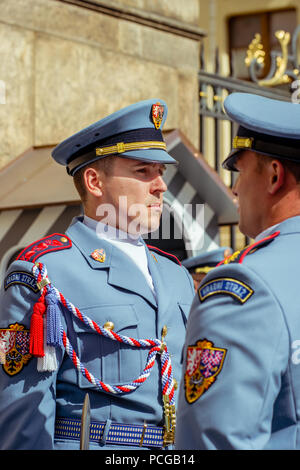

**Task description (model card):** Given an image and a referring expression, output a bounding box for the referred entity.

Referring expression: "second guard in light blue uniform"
[0,99,195,450]
[176,93,300,450]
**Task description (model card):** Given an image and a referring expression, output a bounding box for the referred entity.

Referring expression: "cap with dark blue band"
[51,99,176,175]
[182,248,232,274]
[222,93,300,171]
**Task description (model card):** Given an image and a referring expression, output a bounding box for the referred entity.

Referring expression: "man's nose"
[151,175,167,194]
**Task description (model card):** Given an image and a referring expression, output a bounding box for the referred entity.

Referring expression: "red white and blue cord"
[30,262,175,405]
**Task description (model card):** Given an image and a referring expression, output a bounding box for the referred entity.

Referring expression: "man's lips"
[148,203,162,210]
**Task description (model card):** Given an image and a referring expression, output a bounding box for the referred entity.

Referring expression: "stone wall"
[95,0,201,25]
[0,0,202,170]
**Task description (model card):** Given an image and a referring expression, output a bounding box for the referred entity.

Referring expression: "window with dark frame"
[228,9,297,80]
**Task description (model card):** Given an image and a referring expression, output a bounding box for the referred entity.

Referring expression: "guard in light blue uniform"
[176,93,300,450]
[0,99,195,450]
[182,248,232,291]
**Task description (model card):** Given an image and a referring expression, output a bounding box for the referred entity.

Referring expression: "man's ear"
[267,159,285,195]
[83,167,103,197]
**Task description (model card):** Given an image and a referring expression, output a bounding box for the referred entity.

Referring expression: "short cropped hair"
[73,155,117,203]
[255,153,300,184]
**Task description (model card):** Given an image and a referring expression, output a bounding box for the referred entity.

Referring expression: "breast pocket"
[72,304,143,389]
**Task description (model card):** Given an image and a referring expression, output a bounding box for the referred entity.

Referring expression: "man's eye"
[137,168,147,173]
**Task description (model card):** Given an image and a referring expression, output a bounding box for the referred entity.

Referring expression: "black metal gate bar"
[214,117,219,173]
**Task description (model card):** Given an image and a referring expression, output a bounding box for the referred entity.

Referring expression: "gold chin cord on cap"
[67,140,167,174]
[96,140,166,156]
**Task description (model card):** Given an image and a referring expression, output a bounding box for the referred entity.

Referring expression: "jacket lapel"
[108,248,157,307]
[145,244,171,315]
[66,218,157,308]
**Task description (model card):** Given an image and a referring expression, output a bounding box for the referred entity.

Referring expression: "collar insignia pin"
[91,248,106,263]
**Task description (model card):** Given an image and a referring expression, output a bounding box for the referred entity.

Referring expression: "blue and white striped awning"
[0,204,82,282]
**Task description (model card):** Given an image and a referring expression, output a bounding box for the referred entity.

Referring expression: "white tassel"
[37,345,58,372]
[37,316,58,372]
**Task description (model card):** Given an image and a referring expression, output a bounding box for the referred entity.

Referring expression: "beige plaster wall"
[0,0,201,170]
[0,23,34,170]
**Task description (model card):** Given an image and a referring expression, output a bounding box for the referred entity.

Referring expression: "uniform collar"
[66,216,157,307]
[255,215,300,241]
[83,215,144,246]
[66,216,113,269]
[255,223,281,242]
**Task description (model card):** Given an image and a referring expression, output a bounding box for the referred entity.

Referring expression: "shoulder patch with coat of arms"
[184,339,227,404]
[0,323,32,376]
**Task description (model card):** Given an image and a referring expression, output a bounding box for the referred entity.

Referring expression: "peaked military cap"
[182,247,232,274]
[51,99,176,175]
[222,93,300,171]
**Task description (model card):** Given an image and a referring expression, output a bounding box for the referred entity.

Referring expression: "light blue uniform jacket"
[0,217,194,450]
[176,216,300,450]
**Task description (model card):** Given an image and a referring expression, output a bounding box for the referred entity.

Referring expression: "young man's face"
[96,156,167,236]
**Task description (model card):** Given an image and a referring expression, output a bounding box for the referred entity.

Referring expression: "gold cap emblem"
[232,136,253,149]
[152,102,164,129]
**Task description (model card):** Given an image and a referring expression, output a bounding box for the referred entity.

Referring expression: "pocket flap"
[72,304,139,334]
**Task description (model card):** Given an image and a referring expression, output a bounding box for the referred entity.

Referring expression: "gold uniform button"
[173,378,178,390]
[103,321,114,331]
[60,237,68,243]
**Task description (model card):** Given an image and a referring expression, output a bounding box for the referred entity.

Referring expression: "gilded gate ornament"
[245,27,300,87]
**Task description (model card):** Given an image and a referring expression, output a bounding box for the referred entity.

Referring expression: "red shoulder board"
[217,231,280,267]
[16,233,72,263]
[147,245,181,266]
